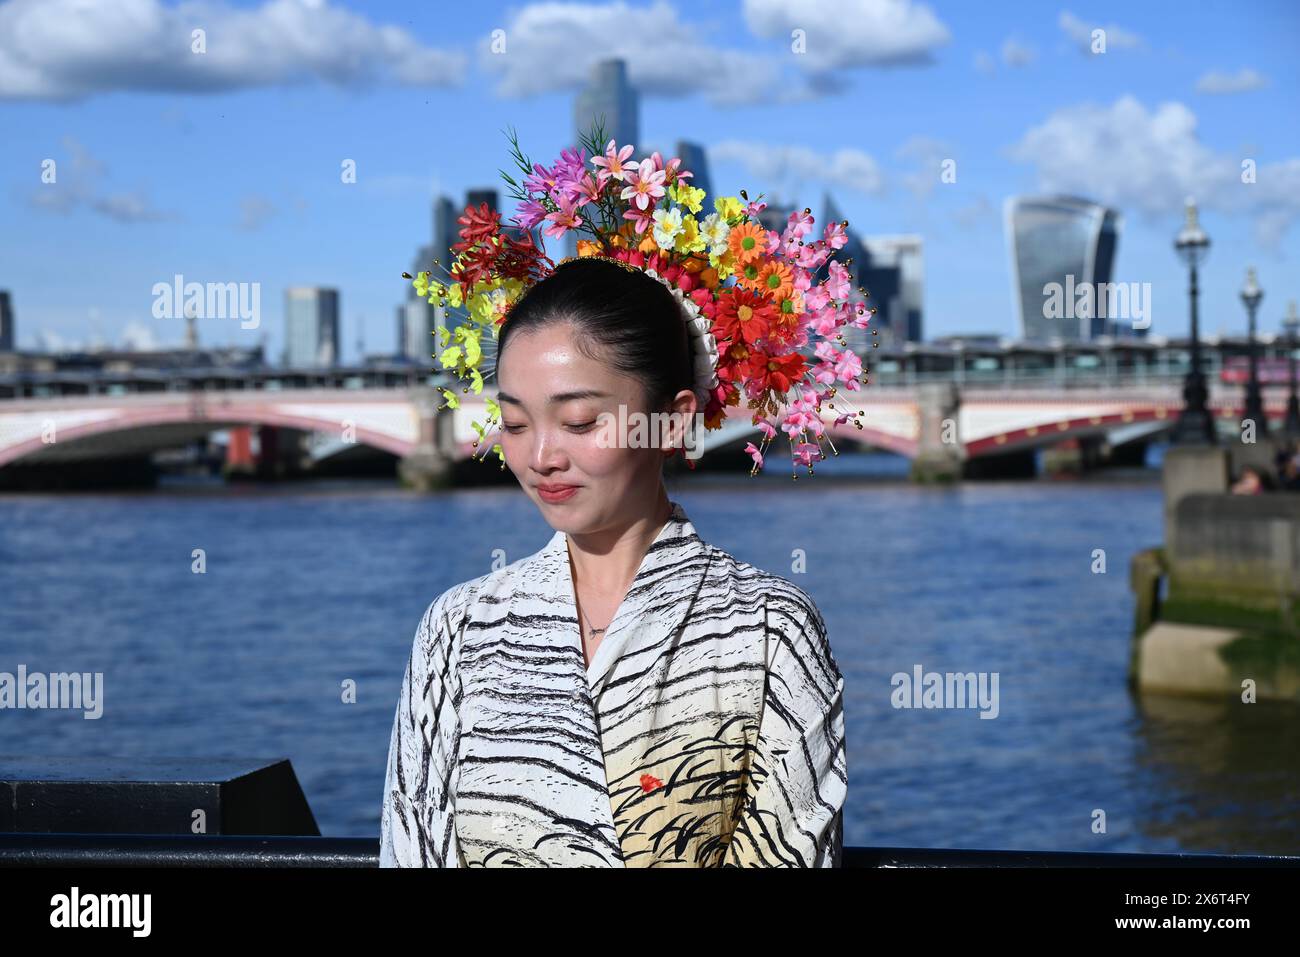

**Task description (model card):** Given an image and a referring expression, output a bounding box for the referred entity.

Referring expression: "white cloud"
[1058,10,1143,54]
[895,135,952,199]
[478,0,792,107]
[1000,37,1036,68]
[121,320,160,351]
[0,0,467,101]
[743,0,950,70]
[1007,95,1300,249]
[952,194,995,230]
[1196,68,1268,95]
[91,192,175,223]
[236,195,277,232]
[27,135,176,223]
[710,140,885,198]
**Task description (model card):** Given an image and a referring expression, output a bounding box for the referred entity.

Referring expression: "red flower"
[745,350,807,395]
[453,201,500,251]
[714,286,775,347]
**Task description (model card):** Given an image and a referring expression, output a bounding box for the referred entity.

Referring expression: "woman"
[380,256,847,867]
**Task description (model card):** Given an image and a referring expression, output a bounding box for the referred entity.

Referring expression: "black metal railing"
[1,834,1295,868]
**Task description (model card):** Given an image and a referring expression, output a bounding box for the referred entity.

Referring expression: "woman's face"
[495,321,689,533]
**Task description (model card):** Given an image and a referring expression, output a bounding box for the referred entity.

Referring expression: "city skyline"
[2,0,1297,363]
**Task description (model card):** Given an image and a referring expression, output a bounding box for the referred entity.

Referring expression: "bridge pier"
[1041,435,1108,477]
[397,391,455,492]
[909,382,964,483]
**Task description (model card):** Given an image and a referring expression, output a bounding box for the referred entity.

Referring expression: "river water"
[2,451,1297,856]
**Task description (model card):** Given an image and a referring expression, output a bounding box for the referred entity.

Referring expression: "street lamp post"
[1284,300,1300,438]
[1170,198,1216,445]
[1240,266,1267,437]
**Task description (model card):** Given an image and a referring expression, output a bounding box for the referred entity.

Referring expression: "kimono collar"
[540,499,711,694]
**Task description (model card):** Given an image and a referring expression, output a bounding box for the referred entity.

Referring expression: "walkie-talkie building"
[1004,195,1122,341]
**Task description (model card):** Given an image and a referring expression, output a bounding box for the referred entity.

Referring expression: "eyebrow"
[497,389,613,406]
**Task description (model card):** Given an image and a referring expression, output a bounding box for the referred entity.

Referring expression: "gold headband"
[554,253,650,278]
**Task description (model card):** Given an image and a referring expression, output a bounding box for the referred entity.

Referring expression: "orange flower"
[576,239,603,257]
[753,259,793,299]
[728,222,767,265]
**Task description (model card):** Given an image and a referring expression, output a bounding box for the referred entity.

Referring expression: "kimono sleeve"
[724,583,848,867]
[379,589,465,868]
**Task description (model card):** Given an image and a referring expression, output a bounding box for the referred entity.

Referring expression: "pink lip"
[536,484,579,502]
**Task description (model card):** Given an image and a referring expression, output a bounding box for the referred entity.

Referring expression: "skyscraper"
[821,194,924,350]
[862,235,924,346]
[1004,195,1123,341]
[0,291,13,352]
[570,58,640,259]
[674,140,712,204]
[574,58,639,157]
[284,287,339,368]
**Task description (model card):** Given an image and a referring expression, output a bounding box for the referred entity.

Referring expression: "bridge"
[1,364,1295,487]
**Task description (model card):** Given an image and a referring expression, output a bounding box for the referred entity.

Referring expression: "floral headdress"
[402,122,874,478]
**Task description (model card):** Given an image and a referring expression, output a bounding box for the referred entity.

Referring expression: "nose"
[529,424,569,474]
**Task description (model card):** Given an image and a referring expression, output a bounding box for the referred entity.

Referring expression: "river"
[2,449,1297,856]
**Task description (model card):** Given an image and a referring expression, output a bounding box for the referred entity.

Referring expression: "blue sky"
[3,0,1298,361]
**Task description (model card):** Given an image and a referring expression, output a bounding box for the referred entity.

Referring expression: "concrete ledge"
[1136,621,1300,702]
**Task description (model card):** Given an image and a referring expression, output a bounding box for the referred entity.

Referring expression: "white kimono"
[379,499,847,867]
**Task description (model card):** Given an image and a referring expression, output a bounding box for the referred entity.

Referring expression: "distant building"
[570,58,640,259]
[861,235,924,347]
[819,195,868,351]
[574,58,639,159]
[0,291,12,352]
[674,140,712,204]
[1004,195,1123,342]
[821,195,923,350]
[283,288,339,368]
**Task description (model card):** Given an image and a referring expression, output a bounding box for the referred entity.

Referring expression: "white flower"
[699,212,730,257]
[651,207,684,251]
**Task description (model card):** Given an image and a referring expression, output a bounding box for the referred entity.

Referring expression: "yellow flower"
[673,215,707,254]
[714,195,744,223]
[671,183,706,214]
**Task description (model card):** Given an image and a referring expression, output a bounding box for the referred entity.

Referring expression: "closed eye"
[501,422,597,434]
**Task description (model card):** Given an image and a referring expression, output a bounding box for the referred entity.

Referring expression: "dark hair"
[497,257,693,411]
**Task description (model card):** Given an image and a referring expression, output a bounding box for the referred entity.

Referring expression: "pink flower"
[512,198,547,230]
[793,442,823,468]
[622,203,656,234]
[744,441,764,471]
[824,219,848,250]
[543,198,583,239]
[621,158,666,211]
[756,419,777,440]
[782,209,814,244]
[825,260,851,300]
[523,161,560,197]
[649,150,693,186]
[570,172,603,207]
[591,140,636,188]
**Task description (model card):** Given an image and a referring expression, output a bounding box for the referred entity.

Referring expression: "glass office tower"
[1004,195,1123,341]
